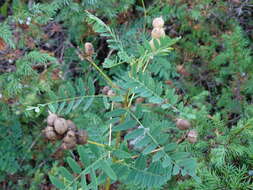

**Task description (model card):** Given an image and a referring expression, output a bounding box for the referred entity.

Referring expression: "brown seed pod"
[151,28,165,39]
[152,17,165,28]
[47,113,58,126]
[61,141,77,150]
[63,130,76,143]
[43,126,57,140]
[85,42,94,56]
[187,130,198,143]
[54,118,68,135]
[102,86,110,95]
[76,130,88,145]
[67,120,77,131]
[135,97,145,104]
[107,89,116,97]
[176,118,191,130]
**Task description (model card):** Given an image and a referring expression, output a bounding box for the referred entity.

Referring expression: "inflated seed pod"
[187,130,198,143]
[151,28,165,39]
[43,126,57,140]
[107,89,116,97]
[102,86,110,95]
[152,17,164,28]
[176,118,191,130]
[47,113,58,126]
[135,97,145,104]
[76,130,88,145]
[54,118,68,135]
[85,42,94,56]
[61,141,77,150]
[63,130,76,143]
[66,120,77,131]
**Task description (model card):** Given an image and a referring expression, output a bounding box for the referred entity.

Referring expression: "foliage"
[0,0,253,189]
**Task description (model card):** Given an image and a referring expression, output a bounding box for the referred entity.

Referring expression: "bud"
[151,28,165,39]
[187,130,198,143]
[176,118,191,130]
[152,17,164,28]
[85,42,94,56]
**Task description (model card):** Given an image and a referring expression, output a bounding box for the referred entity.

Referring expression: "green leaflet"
[67,157,82,174]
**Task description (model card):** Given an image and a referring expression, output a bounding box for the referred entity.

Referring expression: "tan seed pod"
[107,89,116,97]
[47,113,58,126]
[43,126,57,140]
[67,120,77,131]
[187,130,198,143]
[61,141,77,150]
[85,42,94,56]
[135,97,145,104]
[63,130,76,143]
[151,28,165,39]
[176,118,191,130]
[102,86,110,95]
[54,118,68,135]
[152,17,165,28]
[76,130,88,145]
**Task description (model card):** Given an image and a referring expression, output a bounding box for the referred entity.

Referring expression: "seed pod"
[43,126,57,140]
[47,113,58,126]
[102,86,110,95]
[151,28,165,39]
[54,118,68,135]
[63,130,76,143]
[135,97,145,104]
[152,17,164,28]
[85,42,94,56]
[67,120,77,131]
[176,118,191,130]
[76,130,88,145]
[107,89,116,97]
[187,130,198,143]
[61,141,77,150]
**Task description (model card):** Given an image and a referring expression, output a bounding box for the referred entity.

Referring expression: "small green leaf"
[67,157,82,174]
[77,146,90,166]
[104,109,126,118]
[99,160,117,181]
[112,120,137,132]
[124,128,144,140]
[172,165,180,175]
[162,157,172,168]
[113,149,131,159]
[49,175,65,189]
[59,167,74,181]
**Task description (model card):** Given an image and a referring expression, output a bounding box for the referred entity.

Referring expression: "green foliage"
[0,0,253,189]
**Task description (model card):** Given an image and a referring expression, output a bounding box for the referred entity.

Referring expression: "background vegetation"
[0,0,253,189]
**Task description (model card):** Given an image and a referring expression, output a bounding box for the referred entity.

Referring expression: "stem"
[141,0,147,32]
[87,140,106,147]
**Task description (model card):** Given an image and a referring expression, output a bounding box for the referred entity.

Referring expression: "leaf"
[135,156,146,170]
[113,149,131,159]
[152,150,165,162]
[81,173,88,189]
[162,157,172,168]
[65,100,75,114]
[172,165,180,175]
[103,96,110,109]
[83,97,94,111]
[99,160,117,180]
[67,157,82,174]
[142,143,157,155]
[49,175,65,189]
[59,167,74,181]
[112,120,137,132]
[104,109,126,118]
[77,146,90,166]
[124,128,144,140]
